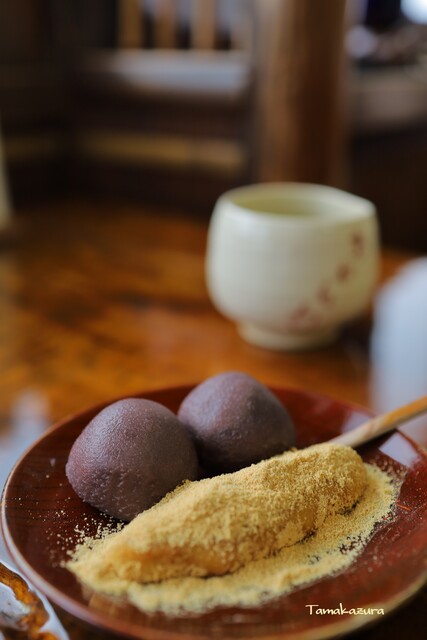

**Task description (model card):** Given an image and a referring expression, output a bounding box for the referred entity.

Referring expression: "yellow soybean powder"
[68,459,397,615]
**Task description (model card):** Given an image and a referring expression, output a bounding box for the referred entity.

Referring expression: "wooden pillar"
[117,0,144,48]
[191,0,217,50]
[254,0,346,185]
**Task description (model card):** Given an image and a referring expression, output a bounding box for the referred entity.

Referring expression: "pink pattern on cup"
[318,285,334,305]
[285,233,366,331]
[290,304,310,321]
[351,232,364,257]
[336,264,351,281]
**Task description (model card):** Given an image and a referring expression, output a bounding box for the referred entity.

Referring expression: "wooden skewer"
[329,395,427,448]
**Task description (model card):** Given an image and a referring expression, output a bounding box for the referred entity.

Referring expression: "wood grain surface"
[0,198,426,639]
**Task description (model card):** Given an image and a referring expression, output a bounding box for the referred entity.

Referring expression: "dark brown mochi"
[178,371,296,473]
[66,398,199,521]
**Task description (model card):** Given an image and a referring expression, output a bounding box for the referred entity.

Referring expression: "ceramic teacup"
[206,183,379,350]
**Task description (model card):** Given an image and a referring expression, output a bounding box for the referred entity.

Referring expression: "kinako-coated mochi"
[66,398,199,521]
[178,371,296,473]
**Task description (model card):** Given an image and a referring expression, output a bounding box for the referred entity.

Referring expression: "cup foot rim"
[238,324,338,351]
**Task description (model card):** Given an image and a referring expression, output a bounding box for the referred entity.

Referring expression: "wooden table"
[0,200,426,639]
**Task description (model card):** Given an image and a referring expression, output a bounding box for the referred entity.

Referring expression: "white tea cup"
[206,183,379,350]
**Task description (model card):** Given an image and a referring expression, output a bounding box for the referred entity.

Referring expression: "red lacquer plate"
[2,386,427,640]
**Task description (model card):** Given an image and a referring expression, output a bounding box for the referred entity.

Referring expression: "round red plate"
[2,386,427,640]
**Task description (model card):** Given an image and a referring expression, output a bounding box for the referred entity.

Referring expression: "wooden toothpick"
[330,396,427,448]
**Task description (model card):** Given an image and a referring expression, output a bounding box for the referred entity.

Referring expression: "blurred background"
[1,0,427,248]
